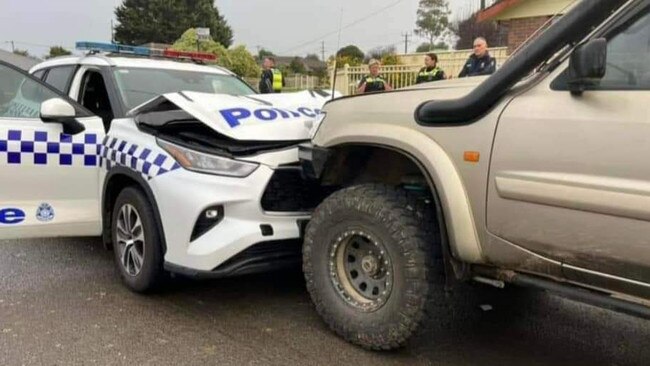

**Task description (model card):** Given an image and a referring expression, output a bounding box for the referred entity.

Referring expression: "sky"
[0,0,492,59]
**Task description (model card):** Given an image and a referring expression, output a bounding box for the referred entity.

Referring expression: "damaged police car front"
[0,60,334,292]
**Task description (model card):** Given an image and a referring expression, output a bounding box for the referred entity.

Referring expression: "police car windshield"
[113,68,256,110]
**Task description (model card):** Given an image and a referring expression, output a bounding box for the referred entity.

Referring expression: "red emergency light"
[163,49,217,62]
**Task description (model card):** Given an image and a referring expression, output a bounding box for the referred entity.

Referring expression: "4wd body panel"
[487,60,650,286]
[313,82,505,264]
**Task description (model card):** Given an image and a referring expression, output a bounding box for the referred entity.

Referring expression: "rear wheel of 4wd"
[303,184,442,350]
[111,187,166,293]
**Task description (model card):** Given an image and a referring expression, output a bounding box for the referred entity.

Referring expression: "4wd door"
[0,61,105,239]
[487,5,650,286]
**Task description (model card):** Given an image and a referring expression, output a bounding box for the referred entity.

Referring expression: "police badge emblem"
[36,203,55,222]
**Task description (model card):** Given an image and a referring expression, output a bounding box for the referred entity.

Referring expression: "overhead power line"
[281,0,406,54]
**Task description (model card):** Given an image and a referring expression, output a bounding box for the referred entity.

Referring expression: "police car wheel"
[112,186,166,293]
[303,184,443,350]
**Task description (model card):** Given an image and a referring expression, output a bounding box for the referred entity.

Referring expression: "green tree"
[171,29,260,78]
[381,53,401,66]
[115,0,233,47]
[415,41,449,53]
[367,45,397,61]
[336,45,364,62]
[258,48,275,60]
[452,13,506,50]
[46,46,72,59]
[289,57,306,74]
[305,54,320,62]
[335,55,362,67]
[228,45,261,78]
[414,0,451,49]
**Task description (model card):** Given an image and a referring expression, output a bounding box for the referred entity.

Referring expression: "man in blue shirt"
[459,37,497,78]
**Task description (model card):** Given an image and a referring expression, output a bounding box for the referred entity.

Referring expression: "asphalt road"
[1,237,649,366]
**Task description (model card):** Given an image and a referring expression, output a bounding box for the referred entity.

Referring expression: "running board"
[509,273,650,320]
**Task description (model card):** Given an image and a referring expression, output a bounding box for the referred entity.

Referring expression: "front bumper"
[164,239,303,278]
[298,143,331,179]
[149,155,312,273]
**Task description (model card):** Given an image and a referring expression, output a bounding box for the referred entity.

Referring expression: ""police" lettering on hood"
[219,107,322,128]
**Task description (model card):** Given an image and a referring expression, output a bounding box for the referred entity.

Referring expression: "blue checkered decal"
[0,129,99,167]
[99,136,180,179]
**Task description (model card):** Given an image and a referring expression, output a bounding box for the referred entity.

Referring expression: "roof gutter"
[415,0,626,125]
[477,0,523,22]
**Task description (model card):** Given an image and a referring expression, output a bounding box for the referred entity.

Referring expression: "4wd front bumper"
[298,143,331,179]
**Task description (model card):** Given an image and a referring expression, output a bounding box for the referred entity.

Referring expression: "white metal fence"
[331,47,509,96]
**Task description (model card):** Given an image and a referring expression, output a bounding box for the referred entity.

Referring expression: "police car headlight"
[309,111,327,139]
[157,139,259,178]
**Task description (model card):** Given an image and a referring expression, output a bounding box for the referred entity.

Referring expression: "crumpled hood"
[160,90,337,141]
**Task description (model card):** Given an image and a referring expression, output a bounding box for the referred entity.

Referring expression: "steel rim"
[329,229,393,312]
[115,204,145,277]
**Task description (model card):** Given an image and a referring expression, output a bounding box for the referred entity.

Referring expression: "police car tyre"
[111,187,166,293]
[303,184,442,350]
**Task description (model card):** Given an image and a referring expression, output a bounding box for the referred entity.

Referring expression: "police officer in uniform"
[458,37,497,78]
[259,57,285,94]
[357,59,393,94]
[416,53,446,84]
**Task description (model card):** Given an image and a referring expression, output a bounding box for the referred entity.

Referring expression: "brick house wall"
[501,15,551,53]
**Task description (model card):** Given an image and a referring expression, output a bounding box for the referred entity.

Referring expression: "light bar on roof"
[75,41,217,62]
[76,41,151,56]
[163,49,217,61]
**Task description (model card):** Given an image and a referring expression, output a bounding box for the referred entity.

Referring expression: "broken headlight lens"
[157,139,259,178]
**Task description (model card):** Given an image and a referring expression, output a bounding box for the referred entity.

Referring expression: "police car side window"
[0,64,60,119]
[43,66,76,93]
[598,8,650,90]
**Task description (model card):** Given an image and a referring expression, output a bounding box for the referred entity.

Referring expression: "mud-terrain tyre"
[303,184,443,350]
[111,187,166,293]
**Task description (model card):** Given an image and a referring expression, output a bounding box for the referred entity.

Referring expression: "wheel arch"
[101,167,167,253]
[315,128,483,265]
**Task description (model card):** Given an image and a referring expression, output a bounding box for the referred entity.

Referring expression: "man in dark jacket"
[458,37,497,78]
[416,53,446,84]
[259,57,285,94]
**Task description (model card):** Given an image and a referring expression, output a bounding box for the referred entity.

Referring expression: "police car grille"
[261,168,324,212]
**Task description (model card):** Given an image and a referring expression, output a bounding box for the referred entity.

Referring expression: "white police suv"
[0,43,334,292]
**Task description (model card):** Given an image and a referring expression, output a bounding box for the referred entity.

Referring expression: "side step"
[502,272,650,320]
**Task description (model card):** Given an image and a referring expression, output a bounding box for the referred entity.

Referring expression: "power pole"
[402,33,410,54]
[321,41,325,61]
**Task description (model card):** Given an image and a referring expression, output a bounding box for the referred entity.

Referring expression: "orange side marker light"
[464,151,480,163]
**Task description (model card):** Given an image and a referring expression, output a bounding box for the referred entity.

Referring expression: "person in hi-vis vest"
[259,57,285,93]
[415,53,446,84]
[357,59,393,94]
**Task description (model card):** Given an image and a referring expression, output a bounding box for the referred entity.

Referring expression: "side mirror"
[40,98,85,135]
[568,38,607,95]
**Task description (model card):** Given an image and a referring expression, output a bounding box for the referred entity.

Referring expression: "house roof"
[477,0,522,22]
[0,49,40,70]
[478,0,573,22]
[258,56,326,72]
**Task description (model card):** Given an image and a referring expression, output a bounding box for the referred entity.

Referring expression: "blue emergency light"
[76,41,151,56]
[75,41,217,62]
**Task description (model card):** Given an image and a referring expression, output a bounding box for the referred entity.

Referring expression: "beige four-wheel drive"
[300,0,650,350]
